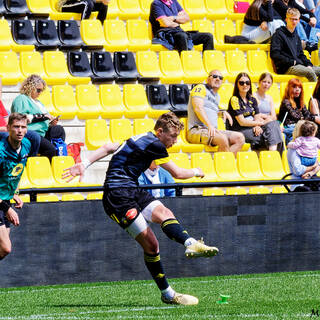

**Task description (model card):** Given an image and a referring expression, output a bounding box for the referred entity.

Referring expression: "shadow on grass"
[43,302,148,308]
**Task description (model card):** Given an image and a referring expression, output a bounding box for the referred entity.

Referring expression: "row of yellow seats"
[167,150,290,184]
[27,0,247,21]
[13,192,103,203]
[76,19,269,53]
[38,83,167,120]
[137,49,308,86]
[203,185,288,196]
[85,118,250,152]
[0,50,90,85]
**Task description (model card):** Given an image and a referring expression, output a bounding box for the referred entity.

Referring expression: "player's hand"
[309,17,317,27]
[208,125,216,139]
[260,21,268,31]
[223,111,233,126]
[62,163,85,182]
[13,194,23,208]
[6,207,19,226]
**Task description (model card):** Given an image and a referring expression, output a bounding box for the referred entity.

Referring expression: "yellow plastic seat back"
[182,0,207,19]
[237,151,264,180]
[180,50,207,84]
[52,156,78,185]
[85,119,109,150]
[52,85,78,119]
[259,150,285,180]
[191,152,217,182]
[133,118,155,135]
[214,152,242,181]
[127,19,151,51]
[80,19,106,47]
[118,0,142,19]
[110,119,133,144]
[136,51,162,78]
[43,51,71,84]
[159,51,184,84]
[169,153,194,183]
[99,84,125,118]
[123,84,150,118]
[104,19,129,51]
[20,51,47,81]
[0,51,23,85]
[205,0,229,19]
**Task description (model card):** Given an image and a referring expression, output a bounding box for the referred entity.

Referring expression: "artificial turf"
[0,270,319,319]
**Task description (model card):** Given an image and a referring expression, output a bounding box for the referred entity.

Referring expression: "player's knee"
[145,238,159,255]
[235,133,245,145]
[0,244,11,259]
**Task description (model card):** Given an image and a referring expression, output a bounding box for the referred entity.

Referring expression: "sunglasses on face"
[210,74,223,80]
[238,81,250,86]
[36,88,43,93]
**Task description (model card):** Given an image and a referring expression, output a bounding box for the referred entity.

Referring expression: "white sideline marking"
[1,272,320,295]
[0,312,311,320]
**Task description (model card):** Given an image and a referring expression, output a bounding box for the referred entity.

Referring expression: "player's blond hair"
[154,112,184,133]
[286,7,300,18]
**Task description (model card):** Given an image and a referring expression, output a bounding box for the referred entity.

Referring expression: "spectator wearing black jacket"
[270,8,320,81]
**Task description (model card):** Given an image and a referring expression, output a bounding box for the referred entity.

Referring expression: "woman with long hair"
[11,74,65,161]
[227,72,283,153]
[278,78,320,144]
[242,0,285,43]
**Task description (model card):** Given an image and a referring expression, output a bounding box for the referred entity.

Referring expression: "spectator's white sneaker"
[161,292,199,305]
[185,238,219,258]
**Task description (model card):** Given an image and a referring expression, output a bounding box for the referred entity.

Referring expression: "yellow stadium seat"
[20,51,49,84]
[80,19,107,49]
[27,0,53,15]
[19,168,32,189]
[180,50,207,84]
[133,118,155,135]
[43,51,89,85]
[99,84,126,119]
[104,19,129,51]
[169,153,195,183]
[180,21,193,32]
[267,84,281,114]
[182,0,207,19]
[203,188,224,196]
[123,84,151,118]
[109,119,133,143]
[127,20,151,51]
[85,119,109,150]
[248,186,270,194]
[139,0,153,18]
[214,152,242,181]
[303,82,316,106]
[61,193,85,201]
[191,152,217,182]
[11,194,30,203]
[203,50,233,82]
[219,83,234,110]
[51,156,79,186]
[247,50,292,83]
[52,85,78,120]
[0,51,23,85]
[237,151,264,180]
[259,150,286,180]
[76,84,104,119]
[136,51,162,81]
[49,0,82,19]
[106,0,120,18]
[193,19,214,35]
[226,187,247,195]
[214,20,239,51]
[180,119,204,153]
[205,0,229,19]
[280,82,287,100]
[37,194,60,202]
[27,157,59,188]
[87,192,103,200]
[118,0,142,19]
[38,88,57,116]
[282,150,290,174]
[311,50,319,66]
[159,51,185,84]
[0,20,34,52]
[272,186,288,193]
[225,50,256,81]
[148,23,168,51]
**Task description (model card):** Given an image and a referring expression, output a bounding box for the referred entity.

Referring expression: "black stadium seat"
[67,51,93,78]
[113,51,139,83]
[91,51,117,83]
[11,19,39,47]
[169,84,189,116]
[146,84,171,112]
[5,0,31,18]
[35,19,61,50]
[0,0,9,16]
[58,20,84,51]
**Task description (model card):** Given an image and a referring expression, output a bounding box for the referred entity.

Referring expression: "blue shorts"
[300,156,317,167]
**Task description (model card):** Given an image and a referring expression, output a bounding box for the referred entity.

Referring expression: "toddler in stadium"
[287,120,320,177]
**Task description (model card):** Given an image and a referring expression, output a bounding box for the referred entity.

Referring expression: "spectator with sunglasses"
[227,72,284,153]
[187,70,245,155]
[11,74,66,161]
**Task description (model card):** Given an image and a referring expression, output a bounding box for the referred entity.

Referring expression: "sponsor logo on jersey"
[11,164,23,177]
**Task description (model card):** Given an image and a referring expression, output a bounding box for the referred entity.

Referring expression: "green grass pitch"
[0,270,319,319]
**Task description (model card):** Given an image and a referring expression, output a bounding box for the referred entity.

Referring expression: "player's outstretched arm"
[160,160,204,180]
[62,142,120,182]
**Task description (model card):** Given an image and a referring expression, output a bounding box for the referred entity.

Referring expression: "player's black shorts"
[0,200,11,228]
[103,187,155,229]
